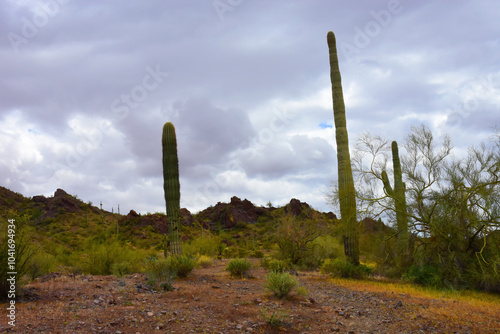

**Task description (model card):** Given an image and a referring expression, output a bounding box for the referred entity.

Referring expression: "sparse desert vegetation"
[1,186,499,332]
[1,29,499,333]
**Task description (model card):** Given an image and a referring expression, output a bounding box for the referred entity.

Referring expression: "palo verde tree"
[327,31,359,265]
[347,125,500,290]
[162,122,182,255]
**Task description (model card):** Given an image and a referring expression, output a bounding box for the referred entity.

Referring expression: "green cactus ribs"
[327,31,359,265]
[162,122,182,255]
[382,141,409,269]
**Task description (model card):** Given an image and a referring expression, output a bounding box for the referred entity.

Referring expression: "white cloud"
[0,0,499,215]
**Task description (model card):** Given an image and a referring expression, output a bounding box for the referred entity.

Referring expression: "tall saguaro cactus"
[327,31,360,265]
[162,122,182,255]
[381,141,409,267]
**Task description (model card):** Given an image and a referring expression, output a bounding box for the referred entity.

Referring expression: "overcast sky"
[1,0,499,215]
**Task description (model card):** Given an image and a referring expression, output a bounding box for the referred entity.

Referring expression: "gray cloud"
[1,0,499,214]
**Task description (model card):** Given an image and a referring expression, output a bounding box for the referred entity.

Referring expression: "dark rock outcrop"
[284,198,311,216]
[196,196,270,229]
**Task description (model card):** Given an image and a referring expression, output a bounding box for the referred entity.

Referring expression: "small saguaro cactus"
[381,141,409,268]
[327,31,360,265]
[162,121,182,255]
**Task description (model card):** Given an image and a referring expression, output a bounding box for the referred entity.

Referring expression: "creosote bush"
[226,258,251,278]
[0,221,38,300]
[321,258,372,279]
[143,256,176,291]
[169,255,195,278]
[259,306,291,327]
[265,271,298,298]
[83,240,142,275]
[261,257,289,273]
[196,255,213,268]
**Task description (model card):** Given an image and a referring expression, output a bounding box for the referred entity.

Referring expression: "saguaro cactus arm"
[383,140,409,268]
[381,170,394,196]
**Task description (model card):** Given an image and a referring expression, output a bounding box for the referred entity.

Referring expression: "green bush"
[403,265,441,287]
[169,255,196,278]
[83,240,142,275]
[259,306,290,327]
[251,250,265,258]
[197,255,213,268]
[264,271,298,298]
[111,261,133,278]
[143,256,176,291]
[261,257,289,273]
[321,258,372,279]
[226,258,251,278]
[0,222,38,300]
[27,251,56,281]
[183,234,222,257]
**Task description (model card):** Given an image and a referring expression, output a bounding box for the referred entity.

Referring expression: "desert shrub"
[321,258,372,279]
[27,251,56,281]
[403,265,441,287]
[226,258,251,278]
[259,306,290,327]
[296,285,309,297]
[83,240,141,275]
[251,249,265,258]
[264,271,298,298]
[0,221,38,300]
[275,215,322,265]
[197,255,213,268]
[261,257,289,273]
[111,261,133,278]
[236,246,250,258]
[183,234,222,257]
[309,235,344,261]
[143,256,176,291]
[168,255,195,278]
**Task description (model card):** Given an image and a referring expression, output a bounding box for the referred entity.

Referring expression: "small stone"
[147,312,154,317]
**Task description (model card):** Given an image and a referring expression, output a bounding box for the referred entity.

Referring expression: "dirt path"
[2,260,499,333]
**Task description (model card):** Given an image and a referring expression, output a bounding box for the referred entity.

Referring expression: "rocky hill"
[0,186,389,239]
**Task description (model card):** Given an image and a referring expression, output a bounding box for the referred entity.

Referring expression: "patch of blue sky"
[319,122,333,129]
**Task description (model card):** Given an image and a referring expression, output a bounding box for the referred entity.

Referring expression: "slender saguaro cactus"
[327,31,360,265]
[381,141,409,267]
[162,122,182,255]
